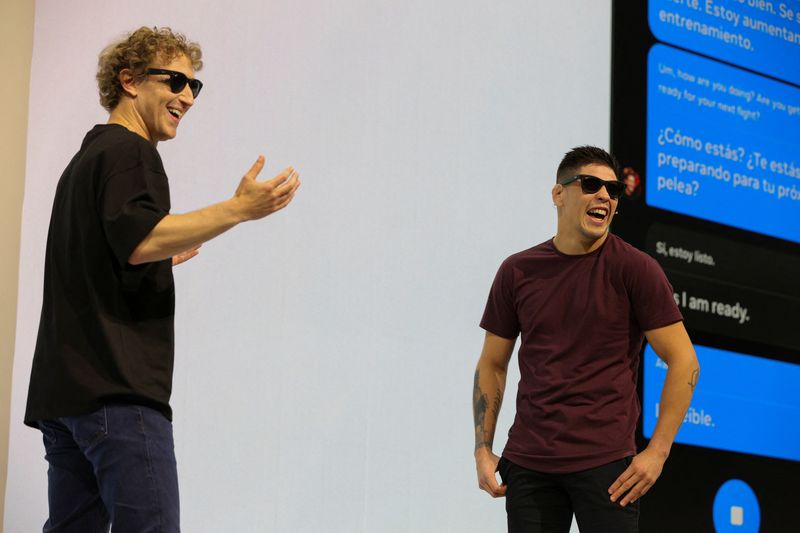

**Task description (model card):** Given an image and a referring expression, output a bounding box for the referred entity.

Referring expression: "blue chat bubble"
[649,0,800,86]
[646,44,800,244]
[643,344,800,462]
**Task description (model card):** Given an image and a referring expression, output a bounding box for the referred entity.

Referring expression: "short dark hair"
[556,146,620,182]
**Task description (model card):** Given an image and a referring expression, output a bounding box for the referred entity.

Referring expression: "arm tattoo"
[688,368,700,392]
[473,370,490,451]
[473,369,504,452]
[491,390,503,419]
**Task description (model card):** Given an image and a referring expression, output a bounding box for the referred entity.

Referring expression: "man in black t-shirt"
[25,27,300,532]
[472,146,699,532]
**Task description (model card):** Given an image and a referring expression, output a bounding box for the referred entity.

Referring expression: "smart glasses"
[558,174,625,199]
[145,68,203,98]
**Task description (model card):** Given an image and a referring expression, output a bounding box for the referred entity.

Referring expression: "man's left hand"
[172,244,201,266]
[607,447,667,507]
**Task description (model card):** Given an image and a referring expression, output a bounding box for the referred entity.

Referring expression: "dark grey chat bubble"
[646,223,800,298]
[646,223,800,351]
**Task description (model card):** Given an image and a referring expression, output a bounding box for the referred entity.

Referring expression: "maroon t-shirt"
[480,234,682,473]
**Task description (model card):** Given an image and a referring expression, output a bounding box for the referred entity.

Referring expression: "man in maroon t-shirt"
[472,146,699,532]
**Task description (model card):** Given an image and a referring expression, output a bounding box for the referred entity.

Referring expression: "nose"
[178,85,194,107]
[595,184,611,201]
[178,83,194,107]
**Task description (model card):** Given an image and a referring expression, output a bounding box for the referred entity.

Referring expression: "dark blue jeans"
[38,405,180,533]
[498,456,639,533]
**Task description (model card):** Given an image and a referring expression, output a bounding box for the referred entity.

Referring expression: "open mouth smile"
[586,206,609,224]
[167,107,184,120]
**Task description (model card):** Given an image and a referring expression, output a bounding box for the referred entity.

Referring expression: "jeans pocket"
[38,420,58,445]
[496,456,509,483]
[64,406,108,448]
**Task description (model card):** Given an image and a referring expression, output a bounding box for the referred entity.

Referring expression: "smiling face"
[552,163,619,254]
[112,54,196,144]
[135,54,195,143]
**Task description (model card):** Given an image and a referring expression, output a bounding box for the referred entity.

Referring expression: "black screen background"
[610,1,799,531]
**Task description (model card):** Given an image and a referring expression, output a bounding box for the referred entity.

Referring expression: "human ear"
[552,183,564,207]
[118,69,138,98]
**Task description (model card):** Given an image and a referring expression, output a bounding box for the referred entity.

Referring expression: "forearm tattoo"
[473,370,490,451]
[491,390,502,420]
[688,368,700,392]
[473,369,503,452]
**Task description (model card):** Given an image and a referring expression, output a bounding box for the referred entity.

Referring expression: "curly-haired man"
[25,27,300,532]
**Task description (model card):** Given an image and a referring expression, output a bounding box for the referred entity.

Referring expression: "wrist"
[474,445,494,459]
[224,197,249,224]
[646,438,672,459]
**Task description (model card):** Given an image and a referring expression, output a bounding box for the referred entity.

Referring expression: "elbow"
[127,245,149,265]
[128,232,159,265]
[478,356,509,377]
[127,253,145,266]
[690,349,701,372]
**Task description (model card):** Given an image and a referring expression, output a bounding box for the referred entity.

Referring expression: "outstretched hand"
[233,156,301,221]
[608,447,667,507]
[475,448,507,498]
[172,244,202,266]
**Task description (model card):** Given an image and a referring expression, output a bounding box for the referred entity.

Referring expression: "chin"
[581,226,608,242]
[156,130,177,142]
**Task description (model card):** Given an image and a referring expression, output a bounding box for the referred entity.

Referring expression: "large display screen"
[612,1,799,531]
[646,43,800,243]
[649,0,800,86]
[644,344,800,462]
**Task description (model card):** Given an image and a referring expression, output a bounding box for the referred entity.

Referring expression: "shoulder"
[489,240,556,291]
[84,125,164,174]
[499,240,554,269]
[603,234,671,290]
[603,234,659,268]
[85,124,147,151]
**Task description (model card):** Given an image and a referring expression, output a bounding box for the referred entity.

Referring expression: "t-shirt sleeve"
[99,162,170,266]
[480,258,520,339]
[628,252,683,331]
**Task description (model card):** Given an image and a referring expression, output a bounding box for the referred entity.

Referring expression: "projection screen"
[6,1,610,531]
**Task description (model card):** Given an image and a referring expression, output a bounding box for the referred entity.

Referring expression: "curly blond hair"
[96,26,203,112]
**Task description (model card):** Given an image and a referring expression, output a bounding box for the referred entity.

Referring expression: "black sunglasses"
[145,68,203,98]
[558,174,625,199]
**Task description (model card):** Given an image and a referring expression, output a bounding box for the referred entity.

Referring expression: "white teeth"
[588,208,607,216]
[168,108,183,118]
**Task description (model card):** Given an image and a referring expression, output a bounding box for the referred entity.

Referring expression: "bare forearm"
[473,360,507,453]
[648,361,699,456]
[128,158,301,265]
[128,199,244,264]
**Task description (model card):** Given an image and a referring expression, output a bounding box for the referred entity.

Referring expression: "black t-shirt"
[25,124,175,426]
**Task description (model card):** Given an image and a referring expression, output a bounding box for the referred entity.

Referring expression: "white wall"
[6,1,610,531]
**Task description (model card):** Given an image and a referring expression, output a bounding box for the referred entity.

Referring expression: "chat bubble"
[649,0,800,86]
[646,223,800,298]
[644,223,800,350]
[646,44,800,244]
[665,270,800,351]
[644,344,800,462]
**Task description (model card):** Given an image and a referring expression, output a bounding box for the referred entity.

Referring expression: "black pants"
[498,456,639,533]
